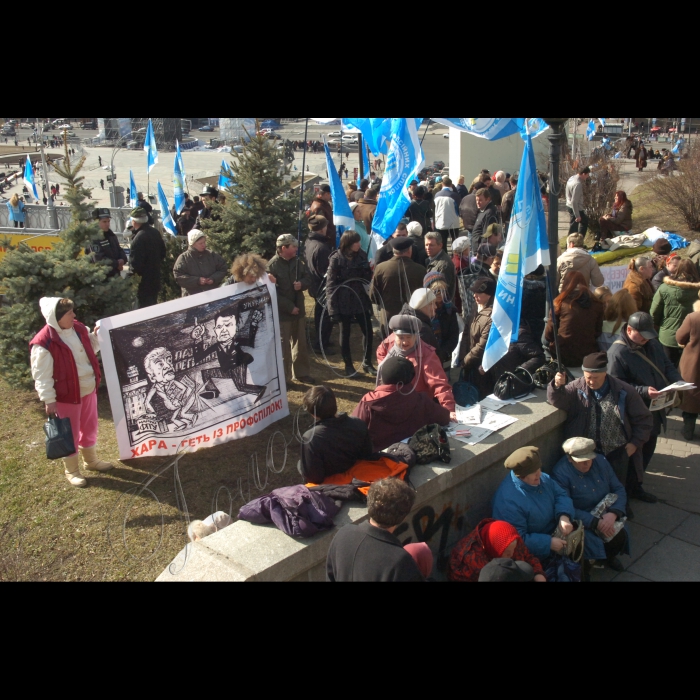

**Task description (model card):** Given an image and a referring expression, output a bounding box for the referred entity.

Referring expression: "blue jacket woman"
[493,449,576,560]
[552,447,629,563]
[6,194,26,227]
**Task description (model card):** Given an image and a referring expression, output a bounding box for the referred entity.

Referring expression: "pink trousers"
[55,391,98,457]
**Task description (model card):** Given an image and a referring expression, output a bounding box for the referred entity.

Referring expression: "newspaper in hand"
[658,382,696,394]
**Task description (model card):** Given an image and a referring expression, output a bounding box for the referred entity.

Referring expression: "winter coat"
[6,199,26,223]
[407,199,433,235]
[501,189,516,227]
[651,278,700,348]
[552,455,629,561]
[29,297,101,405]
[374,239,426,268]
[370,257,426,322]
[129,224,167,295]
[547,374,653,476]
[433,303,461,364]
[426,249,456,300]
[623,269,655,314]
[300,414,374,485]
[555,247,605,293]
[327,522,424,582]
[304,231,333,299]
[267,254,314,319]
[353,198,378,236]
[376,336,456,411]
[545,292,604,367]
[326,249,373,318]
[448,518,545,582]
[497,322,547,376]
[651,267,671,292]
[434,189,461,230]
[522,276,547,343]
[472,202,499,244]
[609,201,633,231]
[677,307,700,414]
[459,193,479,231]
[608,325,682,411]
[173,247,228,296]
[462,302,492,372]
[352,384,451,451]
[457,263,495,325]
[86,229,127,278]
[238,485,340,539]
[492,471,575,560]
[400,303,438,351]
[308,196,336,244]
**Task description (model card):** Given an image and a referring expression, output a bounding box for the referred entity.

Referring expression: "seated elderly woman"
[552,438,629,574]
[352,356,452,451]
[492,447,576,562]
[376,314,456,412]
[448,519,547,583]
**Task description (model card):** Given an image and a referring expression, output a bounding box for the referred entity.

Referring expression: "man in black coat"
[305,215,335,353]
[88,208,127,278]
[327,477,425,582]
[471,188,500,253]
[129,207,167,308]
[608,313,682,501]
[136,192,154,225]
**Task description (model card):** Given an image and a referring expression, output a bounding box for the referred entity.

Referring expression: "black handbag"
[533,361,560,390]
[44,415,75,461]
[408,424,452,465]
[453,369,479,407]
[494,367,535,401]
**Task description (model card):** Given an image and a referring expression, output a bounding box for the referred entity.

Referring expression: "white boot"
[64,454,88,488]
[80,446,114,472]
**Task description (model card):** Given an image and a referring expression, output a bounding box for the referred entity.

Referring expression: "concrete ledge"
[157,394,567,582]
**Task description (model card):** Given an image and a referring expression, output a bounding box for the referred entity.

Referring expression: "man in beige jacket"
[556,234,605,293]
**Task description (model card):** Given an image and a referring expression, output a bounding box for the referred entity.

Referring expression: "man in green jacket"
[268,234,316,386]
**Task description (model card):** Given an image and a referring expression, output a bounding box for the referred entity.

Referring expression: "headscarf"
[480,520,520,560]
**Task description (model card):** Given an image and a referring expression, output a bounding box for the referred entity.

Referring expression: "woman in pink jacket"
[376,314,456,411]
[30,297,114,488]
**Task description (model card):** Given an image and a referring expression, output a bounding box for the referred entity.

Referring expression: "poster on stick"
[98,279,288,460]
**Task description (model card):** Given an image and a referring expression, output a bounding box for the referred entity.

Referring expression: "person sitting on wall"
[448,519,547,583]
[327,478,427,582]
[298,386,374,485]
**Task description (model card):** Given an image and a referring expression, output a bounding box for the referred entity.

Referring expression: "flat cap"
[308,215,328,232]
[505,446,541,477]
[389,314,421,336]
[582,352,608,373]
[276,234,298,248]
[391,236,414,252]
[485,223,502,238]
[563,438,598,463]
[470,277,497,296]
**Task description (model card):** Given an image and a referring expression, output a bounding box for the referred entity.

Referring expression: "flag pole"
[296,118,310,280]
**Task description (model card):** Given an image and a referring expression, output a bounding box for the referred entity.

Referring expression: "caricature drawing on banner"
[98,280,289,460]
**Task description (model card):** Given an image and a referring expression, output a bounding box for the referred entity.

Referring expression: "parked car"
[198,125,214,132]
[341,136,359,144]
[327,131,342,138]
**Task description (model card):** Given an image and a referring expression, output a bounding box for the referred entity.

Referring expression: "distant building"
[122,365,149,431]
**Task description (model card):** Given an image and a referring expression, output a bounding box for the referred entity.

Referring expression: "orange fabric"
[307,456,409,495]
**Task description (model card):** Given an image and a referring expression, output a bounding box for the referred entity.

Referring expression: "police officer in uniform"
[88,208,127,278]
[196,186,220,228]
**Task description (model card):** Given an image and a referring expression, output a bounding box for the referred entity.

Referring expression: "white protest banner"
[600,264,630,292]
[98,278,288,460]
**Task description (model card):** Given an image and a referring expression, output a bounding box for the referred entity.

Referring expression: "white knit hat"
[452,236,470,255]
[407,221,423,237]
[409,288,436,311]
[188,229,206,247]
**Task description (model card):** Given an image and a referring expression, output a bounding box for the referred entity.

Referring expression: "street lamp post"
[38,118,58,230]
[109,134,133,207]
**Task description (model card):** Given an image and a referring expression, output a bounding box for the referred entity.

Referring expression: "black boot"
[682,413,698,441]
[342,356,355,378]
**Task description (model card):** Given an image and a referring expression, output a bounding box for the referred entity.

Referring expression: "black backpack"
[409,424,452,465]
[494,367,535,401]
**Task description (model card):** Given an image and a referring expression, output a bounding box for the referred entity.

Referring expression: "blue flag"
[482,134,550,372]
[173,140,186,214]
[323,143,355,248]
[156,181,177,236]
[373,118,425,244]
[432,118,547,141]
[24,156,38,201]
[586,120,597,141]
[218,160,232,191]
[130,170,138,205]
[144,119,158,173]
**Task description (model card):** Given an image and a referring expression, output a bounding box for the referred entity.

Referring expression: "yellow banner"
[0,233,61,263]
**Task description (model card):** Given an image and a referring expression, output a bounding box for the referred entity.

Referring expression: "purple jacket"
[238,485,341,539]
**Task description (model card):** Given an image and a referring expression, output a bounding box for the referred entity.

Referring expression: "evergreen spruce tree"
[0,143,137,388]
[203,129,298,260]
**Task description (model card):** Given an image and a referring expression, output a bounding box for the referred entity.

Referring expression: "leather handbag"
[44,415,75,461]
[494,368,535,401]
[534,361,560,390]
[408,424,452,465]
[453,369,479,407]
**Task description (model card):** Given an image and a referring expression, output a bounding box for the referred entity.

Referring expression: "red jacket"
[352,384,451,451]
[30,322,101,405]
[377,337,455,411]
[448,519,545,582]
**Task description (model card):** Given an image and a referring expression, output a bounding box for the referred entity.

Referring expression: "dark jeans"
[340,312,373,365]
[138,290,159,308]
[598,217,630,240]
[313,299,333,350]
[642,435,658,471]
[567,207,589,236]
[662,344,683,367]
[438,228,460,249]
[606,446,632,489]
